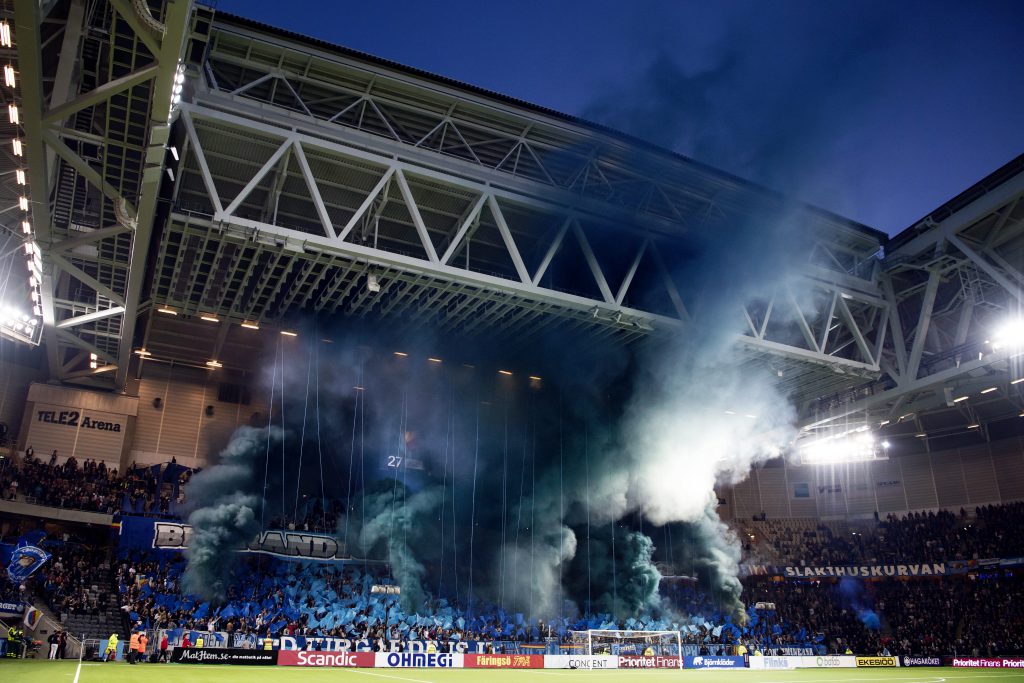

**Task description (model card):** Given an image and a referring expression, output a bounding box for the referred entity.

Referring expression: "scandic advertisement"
[277,651,374,667]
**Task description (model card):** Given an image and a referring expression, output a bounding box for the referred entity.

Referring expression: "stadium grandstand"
[1,0,1023,680]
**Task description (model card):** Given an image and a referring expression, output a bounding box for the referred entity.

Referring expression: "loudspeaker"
[205,405,214,417]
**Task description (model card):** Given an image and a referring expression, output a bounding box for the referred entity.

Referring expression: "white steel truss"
[13,0,194,390]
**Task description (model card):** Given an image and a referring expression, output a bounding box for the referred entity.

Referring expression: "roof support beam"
[56,306,127,328]
[114,0,192,391]
[14,0,61,374]
[43,63,159,124]
[488,195,531,285]
[50,253,127,306]
[948,234,1021,304]
[108,0,163,56]
[905,268,941,383]
[292,142,336,239]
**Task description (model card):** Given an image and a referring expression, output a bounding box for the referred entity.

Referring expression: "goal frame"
[572,629,683,668]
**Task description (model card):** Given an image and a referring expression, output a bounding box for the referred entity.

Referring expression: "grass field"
[2,660,1024,683]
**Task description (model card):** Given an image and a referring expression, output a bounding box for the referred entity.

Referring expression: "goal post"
[569,629,682,665]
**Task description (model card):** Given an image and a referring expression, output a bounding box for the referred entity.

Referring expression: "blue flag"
[6,538,51,583]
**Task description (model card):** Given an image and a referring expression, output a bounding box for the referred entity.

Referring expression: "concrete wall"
[130,362,267,467]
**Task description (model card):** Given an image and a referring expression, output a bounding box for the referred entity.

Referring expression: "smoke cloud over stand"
[184,426,285,600]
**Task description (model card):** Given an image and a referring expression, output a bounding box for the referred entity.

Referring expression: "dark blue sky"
[217,0,1024,236]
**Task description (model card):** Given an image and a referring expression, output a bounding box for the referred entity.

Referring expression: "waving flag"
[6,532,51,583]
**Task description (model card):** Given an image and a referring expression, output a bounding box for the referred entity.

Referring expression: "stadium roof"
[4,1,1023,446]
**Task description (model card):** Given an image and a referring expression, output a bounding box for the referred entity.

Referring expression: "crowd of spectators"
[5,438,1024,657]
[745,502,1024,567]
[743,571,1024,657]
[0,449,188,516]
[1,452,122,513]
[36,543,111,618]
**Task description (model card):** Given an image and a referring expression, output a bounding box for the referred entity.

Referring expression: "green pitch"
[3,660,1024,682]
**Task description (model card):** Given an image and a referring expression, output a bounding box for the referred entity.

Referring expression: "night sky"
[216,0,1024,236]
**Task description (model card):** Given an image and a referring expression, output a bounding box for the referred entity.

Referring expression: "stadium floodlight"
[991,319,1024,351]
[797,427,887,465]
[0,304,42,345]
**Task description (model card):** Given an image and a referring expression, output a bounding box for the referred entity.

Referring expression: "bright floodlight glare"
[992,319,1024,351]
[798,428,884,464]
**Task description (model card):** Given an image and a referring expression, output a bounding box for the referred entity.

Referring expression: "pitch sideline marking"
[343,668,437,683]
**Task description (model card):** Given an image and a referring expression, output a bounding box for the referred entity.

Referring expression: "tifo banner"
[748,656,797,670]
[374,652,462,668]
[786,564,947,578]
[0,601,24,617]
[170,647,278,665]
[856,656,900,667]
[950,657,1024,668]
[618,655,681,669]
[684,655,746,669]
[278,651,374,667]
[118,517,347,561]
[276,637,528,654]
[741,563,955,578]
[465,654,544,668]
[902,656,942,666]
[545,655,619,669]
[798,656,857,668]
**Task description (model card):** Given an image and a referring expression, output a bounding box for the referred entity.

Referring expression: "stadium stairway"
[60,554,123,641]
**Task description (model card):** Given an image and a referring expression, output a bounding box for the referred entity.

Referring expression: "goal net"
[569,629,682,660]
